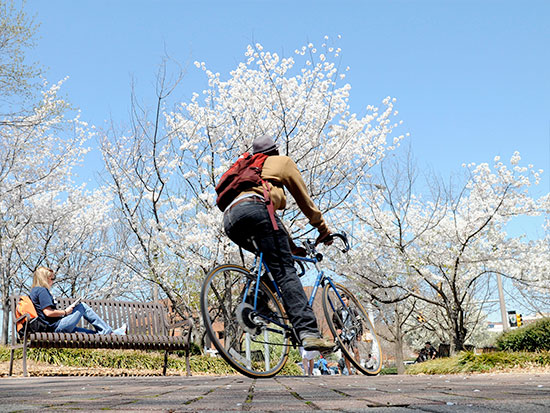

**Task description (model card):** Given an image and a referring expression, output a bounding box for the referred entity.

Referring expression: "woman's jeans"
[55,303,114,334]
[223,200,320,339]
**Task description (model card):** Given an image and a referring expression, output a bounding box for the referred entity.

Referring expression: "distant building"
[486,322,504,333]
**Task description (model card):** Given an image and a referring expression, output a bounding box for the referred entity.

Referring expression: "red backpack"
[215,152,278,229]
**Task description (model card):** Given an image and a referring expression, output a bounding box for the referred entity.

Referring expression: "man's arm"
[275,157,330,235]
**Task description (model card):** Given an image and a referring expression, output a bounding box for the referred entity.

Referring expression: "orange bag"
[15,296,38,333]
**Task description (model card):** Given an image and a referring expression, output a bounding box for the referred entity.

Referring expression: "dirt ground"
[4,359,550,378]
[1,359,198,377]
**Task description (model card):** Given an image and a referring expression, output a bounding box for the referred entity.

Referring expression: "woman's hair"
[32,266,54,289]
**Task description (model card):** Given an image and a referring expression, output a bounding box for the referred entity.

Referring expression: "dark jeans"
[223,201,319,338]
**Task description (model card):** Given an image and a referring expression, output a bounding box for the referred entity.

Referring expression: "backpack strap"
[261,179,279,230]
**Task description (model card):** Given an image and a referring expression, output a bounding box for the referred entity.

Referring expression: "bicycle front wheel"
[200,264,291,378]
[322,283,382,375]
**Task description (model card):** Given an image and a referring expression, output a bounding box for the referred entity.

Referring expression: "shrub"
[406,350,550,374]
[496,318,550,352]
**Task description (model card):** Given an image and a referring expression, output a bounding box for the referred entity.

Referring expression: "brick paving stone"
[411,404,499,413]
[2,373,550,412]
[459,400,550,413]
[338,408,414,413]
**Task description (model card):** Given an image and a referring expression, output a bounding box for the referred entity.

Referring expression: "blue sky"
[26,1,549,318]
[27,1,549,196]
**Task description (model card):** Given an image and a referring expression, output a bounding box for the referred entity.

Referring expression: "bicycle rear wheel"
[200,264,291,378]
[322,282,382,375]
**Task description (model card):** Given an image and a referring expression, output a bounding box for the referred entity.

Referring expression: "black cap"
[252,135,278,154]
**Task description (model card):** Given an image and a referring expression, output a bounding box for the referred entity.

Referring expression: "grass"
[1,346,302,376]
[379,366,398,375]
[406,350,550,374]
[5,346,548,376]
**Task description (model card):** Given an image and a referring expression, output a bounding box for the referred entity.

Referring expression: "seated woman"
[30,266,126,335]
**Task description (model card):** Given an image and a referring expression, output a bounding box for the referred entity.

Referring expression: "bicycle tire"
[322,282,382,375]
[200,264,291,378]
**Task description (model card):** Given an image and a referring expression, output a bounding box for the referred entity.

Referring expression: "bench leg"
[185,347,191,377]
[22,340,28,377]
[186,324,192,377]
[163,351,168,376]
[9,348,15,376]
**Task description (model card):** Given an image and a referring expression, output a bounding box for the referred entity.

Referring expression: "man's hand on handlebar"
[316,231,334,246]
[317,232,350,253]
[291,246,308,257]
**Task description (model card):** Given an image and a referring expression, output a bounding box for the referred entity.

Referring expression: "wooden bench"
[9,295,193,377]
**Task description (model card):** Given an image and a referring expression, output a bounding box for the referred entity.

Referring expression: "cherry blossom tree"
[100,39,404,338]
[22,187,136,301]
[369,293,419,374]
[0,0,43,123]
[0,78,115,342]
[0,1,125,343]
[345,151,548,352]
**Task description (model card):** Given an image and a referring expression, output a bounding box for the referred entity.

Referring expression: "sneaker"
[302,335,335,352]
[113,323,127,335]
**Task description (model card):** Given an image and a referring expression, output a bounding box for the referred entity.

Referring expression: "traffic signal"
[516,314,523,327]
[508,311,517,328]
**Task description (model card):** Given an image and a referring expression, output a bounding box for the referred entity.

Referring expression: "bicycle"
[200,232,383,378]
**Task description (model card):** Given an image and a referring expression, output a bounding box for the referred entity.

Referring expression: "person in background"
[30,266,126,335]
[416,341,438,363]
[337,357,348,375]
[365,353,375,369]
[424,341,438,359]
[299,346,319,376]
[318,354,329,375]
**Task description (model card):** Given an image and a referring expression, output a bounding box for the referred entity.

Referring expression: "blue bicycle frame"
[244,248,347,334]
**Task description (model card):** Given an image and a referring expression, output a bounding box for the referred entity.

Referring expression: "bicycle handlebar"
[329,232,350,253]
[304,232,350,254]
[292,232,349,274]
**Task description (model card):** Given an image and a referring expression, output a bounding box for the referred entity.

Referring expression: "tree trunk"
[2,297,9,345]
[393,306,406,374]
[451,310,467,353]
[395,334,405,375]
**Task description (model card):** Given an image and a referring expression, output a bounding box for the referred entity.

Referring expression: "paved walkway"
[2,373,549,412]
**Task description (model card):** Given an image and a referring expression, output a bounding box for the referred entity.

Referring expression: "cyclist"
[222,134,334,352]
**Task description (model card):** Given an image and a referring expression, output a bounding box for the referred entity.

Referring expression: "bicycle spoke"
[201,264,291,378]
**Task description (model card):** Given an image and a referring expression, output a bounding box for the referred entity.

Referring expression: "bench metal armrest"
[13,314,31,344]
[15,313,30,323]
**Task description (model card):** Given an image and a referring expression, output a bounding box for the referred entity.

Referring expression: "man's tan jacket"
[241,155,329,236]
